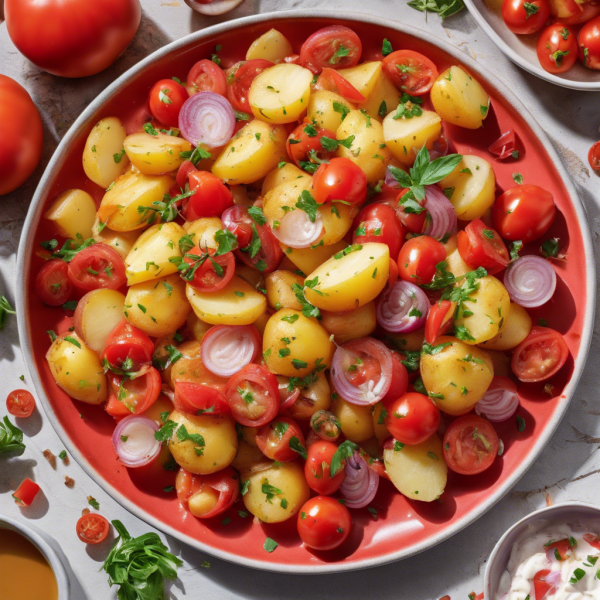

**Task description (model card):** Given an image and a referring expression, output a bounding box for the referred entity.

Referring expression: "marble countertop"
[1,1,600,598]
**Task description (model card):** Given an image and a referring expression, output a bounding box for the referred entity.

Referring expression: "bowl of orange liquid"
[0,514,69,600]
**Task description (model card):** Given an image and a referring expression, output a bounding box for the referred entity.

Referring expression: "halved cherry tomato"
[545,538,574,560]
[297,496,352,551]
[148,78,188,127]
[105,368,162,419]
[584,533,600,550]
[533,569,557,600]
[304,440,346,495]
[226,59,274,112]
[396,189,427,233]
[286,122,338,171]
[314,68,365,102]
[397,235,446,284]
[175,466,239,518]
[184,171,233,220]
[176,160,198,189]
[173,380,230,415]
[382,351,409,405]
[589,141,600,170]
[443,415,499,475]
[488,130,517,160]
[352,203,404,259]
[385,392,440,445]
[502,0,551,34]
[187,59,227,96]
[425,300,454,344]
[6,389,35,418]
[578,16,600,70]
[184,247,235,293]
[76,513,110,544]
[256,416,306,462]
[102,319,154,372]
[313,156,368,205]
[536,24,578,74]
[382,50,438,95]
[511,326,568,382]
[224,364,279,427]
[457,219,509,275]
[67,244,126,291]
[13,478,40,507]
[299,25,362,74]
[34,259,73,306]
[221,205,254,248]
[492,185,556,243]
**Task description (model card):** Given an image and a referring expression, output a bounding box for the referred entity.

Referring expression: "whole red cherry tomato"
[0,75,43,196]
[312,157,367,205]
[385,393,440,445]
[286,122,338,171]
[589,141,600,170]
[34,259,73,306]
[297,496,352,551]
[149,79,188,127]
[256,417,306,462]
[536,24,578,73]
[457,219,509,275]
[304,440,346,495]
[502,0,551,34]
[397,236,446,284]
[5,0,141,78]
[578,16,600,70]
[352,203,405,259]
[184,171,233,219]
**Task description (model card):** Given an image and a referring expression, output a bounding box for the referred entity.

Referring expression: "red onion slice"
[377,281,429,333]
[272,209,323,248]
[184,0,245,15]
[489,130,516,160]
[384,165,403,189]
[423,185,457,241]
[112,415,161,468]
[504,255,557,308]
[475,382,519,422]
[201,325,260,378]
[339,451,380,509]
[543,570,562,585]
[179,91,235,148]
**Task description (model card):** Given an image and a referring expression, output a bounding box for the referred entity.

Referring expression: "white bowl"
[464,0,600,91]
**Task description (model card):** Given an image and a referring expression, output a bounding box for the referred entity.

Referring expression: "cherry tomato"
[545,538,574,560]
[492,185,556,243]
[227,59,274,113]
[425,300,454,344]
[457,219,509,275]
[5,0,141,78]
[0,75,43,195]
[583,533,600,551]
[6,389,35,418]
[536,24,578,73]
[299,25,362,74]
[173,381,230,415]
[102,319,154,371]
[13,478,40,507]
[187,59,227,96]
[578,16,600,69]
[184,247,235,293]
[397,236,446,284]
[175,467,239,518]
[256,417,306,462]
[313,157,368,206]
[304,440,346,495]
[67,244,126,291]
[34,259,73,306]
[313,68,365,102]
[105,368,162,419]
[396,189,427,233]
[385,393,440,445]
[352,203,405,258]
[148,79,188,127]
[443,415,499,475]
[221,205,254,248]
[184,171,233,220]
[286,122,338,170]
[176,160,198,189]
[533,569,556,600]
[562,2,600,24]
[224,364,280,427]
[589,141,600,170]
[297,496,352,551]
[76,513,110,544]
[511,326,568,382]
[382,50,439,95]
[502,0,551,34]
[382,351,409,405]
[488,130,517,160]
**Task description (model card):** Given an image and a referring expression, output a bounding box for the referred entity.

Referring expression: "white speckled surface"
[1,1,599,598]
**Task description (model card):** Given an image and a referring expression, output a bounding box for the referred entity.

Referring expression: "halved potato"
[307,90,355,133]
[262,163,309,196]
[358,71,400,121]
[123,132,191,175]
[246,28,294,63]
[480,302,531,351]
[320,301,377,344]
[338,61,382,99]
[383,109,442,165]
[44,189,97,240]
[183,217,222,250]
[280,239,348,274]
[91,218,139,260]
[265,270,304,311]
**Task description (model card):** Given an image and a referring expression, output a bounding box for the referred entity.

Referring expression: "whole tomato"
[5,0,141,78]
[578,16,600,70]
[0,75,43,196]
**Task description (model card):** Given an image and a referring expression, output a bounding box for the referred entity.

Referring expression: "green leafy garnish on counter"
[0,416,25,454]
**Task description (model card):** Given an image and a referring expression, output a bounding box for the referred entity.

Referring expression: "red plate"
[16,14,595,572]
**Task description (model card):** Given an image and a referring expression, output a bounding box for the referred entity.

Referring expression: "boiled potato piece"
[358,71,400,121]
[97,170,173,232]
[336,110,391,184]
[249,63,313,124]
[265,270,304,311]
[304,242,390,311]
[383,109,442,166]
[438,155,495,221]
[307,90,355,133]
[125,274,191,337]
[212,119,287,184]
[45,189,97,240]
[430,66,490,129]
[183,217,222,250]
[232,440,269,472]
[331,397,375,443]
[383,434,447,502]
[82,116,129,188]
[338,61,382,99]
[420,336,494,415]
[91,218,138,260]
[384,328,425,352]
[281,239,348,275]
[186,312,212,343]
[317,201,357,245]
[243,462,310,523]
[46,333,107,404]
[73,289,126,354]
[481,302,532,351]
[123,132,191,175]
[287,374,331,420]
[186,275,266,326]
[262,163,309,196]
[262,174,313,224]
[454,276,511,345]
[444,233,471,278]
[168,411,238,475]
[246,28,293,63]
[124,222,185,285]
[321,301,377,344]
[263,308,334,377]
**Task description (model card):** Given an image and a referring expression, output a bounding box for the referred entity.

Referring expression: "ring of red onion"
[377,280,429,333]
[178,91,235,148]
[423,185,457,241]
[201,325,260,378]
[339,452,380,509]
[475,386,519,422]
[112,415,161,468]
[504,255,557,308]
[272,209,323,248]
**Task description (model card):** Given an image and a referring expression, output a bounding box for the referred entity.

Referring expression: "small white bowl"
[484,502,600,600]
[0,514,70,600]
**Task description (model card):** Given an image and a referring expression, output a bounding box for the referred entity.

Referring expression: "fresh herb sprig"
[0,416,25,454]
[0,296,16,330]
